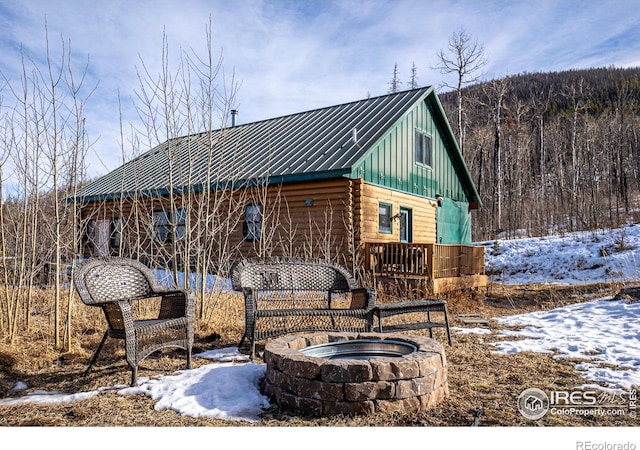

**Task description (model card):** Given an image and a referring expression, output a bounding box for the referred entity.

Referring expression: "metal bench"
[371,299,452,345]
[231,257,376,358]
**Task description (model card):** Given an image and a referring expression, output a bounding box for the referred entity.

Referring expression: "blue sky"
[1,0,640,181]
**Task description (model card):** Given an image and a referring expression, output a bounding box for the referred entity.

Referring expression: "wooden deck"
[363,242,487,294]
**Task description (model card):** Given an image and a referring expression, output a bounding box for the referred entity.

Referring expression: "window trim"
[243,204,262,242]
[415,129,432,168]
[152,208,186,244]
[378,202,393,234]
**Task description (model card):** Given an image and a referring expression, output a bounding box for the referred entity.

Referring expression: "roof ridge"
[174,86,434,141]
[74,85,483,206]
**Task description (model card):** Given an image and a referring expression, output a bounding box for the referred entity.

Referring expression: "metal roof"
[76,86,480,205]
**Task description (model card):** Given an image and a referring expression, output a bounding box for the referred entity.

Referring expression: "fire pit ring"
[301,339,417,360]
[263,332,449,416]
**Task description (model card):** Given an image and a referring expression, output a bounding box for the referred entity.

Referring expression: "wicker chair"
[73,257,194,386]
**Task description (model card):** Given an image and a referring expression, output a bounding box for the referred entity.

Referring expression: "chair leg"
[443,306,452,346]
[186,349,192,370]
[84,331,109,377]
[130,366,138,387]
[366,310,376,332]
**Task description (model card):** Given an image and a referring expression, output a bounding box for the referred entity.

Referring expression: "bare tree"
[0,22,92,346]
[473,77,509,236]
[529,84,553,201]
[408,62,419,89]
[560,78,589,230]
[0,91,11,337]
[131,17,243,322]
[387,63,402,94]
[433,29,488,154]
[62,38,92,352]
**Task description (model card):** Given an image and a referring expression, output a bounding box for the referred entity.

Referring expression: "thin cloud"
[1,0,639,179]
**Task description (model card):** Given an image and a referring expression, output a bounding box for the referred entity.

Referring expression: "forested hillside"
[438,66,640,241]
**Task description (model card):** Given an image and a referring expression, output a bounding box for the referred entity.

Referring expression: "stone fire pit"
[262,332,449,416]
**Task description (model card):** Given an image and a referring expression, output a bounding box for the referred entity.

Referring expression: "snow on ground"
[0,347,268,422]
[2,225,640,422]
[119,349,269,422]
[492,297,640,392]
[480,224,640,285]
[477,224,640,393]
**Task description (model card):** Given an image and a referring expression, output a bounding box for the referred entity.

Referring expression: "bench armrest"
[351,288,376,310]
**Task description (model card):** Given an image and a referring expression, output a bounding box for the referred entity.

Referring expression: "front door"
[399,207,412,243]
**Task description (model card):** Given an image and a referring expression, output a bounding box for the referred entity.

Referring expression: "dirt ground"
[0,282,637,427]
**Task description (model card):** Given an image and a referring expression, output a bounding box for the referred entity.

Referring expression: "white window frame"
[378,202,392,234]
[416,129,432,167]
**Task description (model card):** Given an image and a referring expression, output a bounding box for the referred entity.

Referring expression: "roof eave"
[75,168,352,204]
[426,90,483,208]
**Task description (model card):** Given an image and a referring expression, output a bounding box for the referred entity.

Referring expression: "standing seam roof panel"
[75,87,482,205]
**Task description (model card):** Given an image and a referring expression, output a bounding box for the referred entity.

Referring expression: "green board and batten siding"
[351,98,468,202]
[350,96,474,244]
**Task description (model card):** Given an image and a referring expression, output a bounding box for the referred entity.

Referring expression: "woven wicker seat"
[73,257,194,386]
[231,257,375,358]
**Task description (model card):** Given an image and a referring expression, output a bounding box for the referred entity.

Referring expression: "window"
[153,211,169,243]
[243,204,262,241]
[378,203,392,234]
[415,130,432,167]
[94,220,110,257]
[83,219,96,251]
[153,209,186,243]
[174,209,187,241]
[110,218,124,249]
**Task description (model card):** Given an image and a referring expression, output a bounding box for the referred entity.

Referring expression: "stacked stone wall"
[263,332,448,416]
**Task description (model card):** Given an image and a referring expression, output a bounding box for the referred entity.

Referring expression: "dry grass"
[0,282,636,427]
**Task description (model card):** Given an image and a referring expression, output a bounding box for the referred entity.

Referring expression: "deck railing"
[364,242,485,279]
